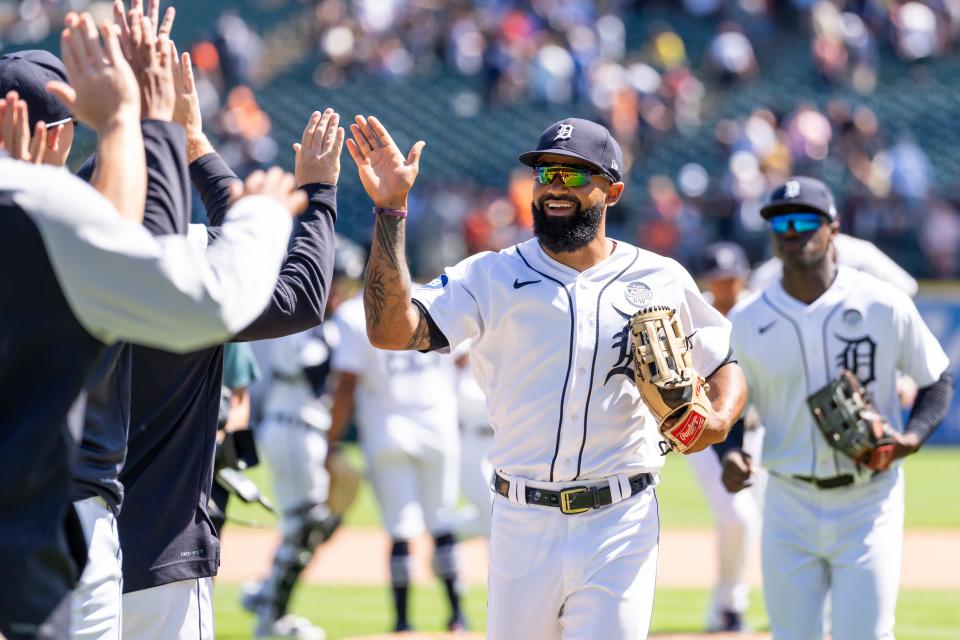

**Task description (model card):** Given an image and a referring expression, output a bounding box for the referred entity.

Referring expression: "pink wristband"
[373,206,408,218]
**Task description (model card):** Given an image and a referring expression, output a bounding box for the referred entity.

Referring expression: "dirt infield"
[219,526,960,589]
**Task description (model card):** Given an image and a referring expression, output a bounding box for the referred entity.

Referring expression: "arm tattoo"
[373,215,405,272]
[364,265,388,329]
[403,308,433,351]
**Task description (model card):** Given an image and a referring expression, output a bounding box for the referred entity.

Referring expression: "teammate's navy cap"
[0,50,73,130]
[700,241,749,280]
[761,176,838,221]
[519,118,624,183]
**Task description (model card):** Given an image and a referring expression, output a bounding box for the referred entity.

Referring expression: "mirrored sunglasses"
[534,165,596,188]
[769,212,826,234]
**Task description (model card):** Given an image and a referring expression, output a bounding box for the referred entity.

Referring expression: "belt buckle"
[559,487,590,515]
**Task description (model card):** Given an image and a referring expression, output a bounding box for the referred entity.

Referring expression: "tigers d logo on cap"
[555,124,574,141]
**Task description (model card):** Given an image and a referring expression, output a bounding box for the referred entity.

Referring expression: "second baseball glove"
[807,370,897,470]
[630,306,714,453]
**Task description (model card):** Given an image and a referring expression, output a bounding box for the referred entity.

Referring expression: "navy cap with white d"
[518,118,624,183]
[761,176,838,221]
[0,50,73,130]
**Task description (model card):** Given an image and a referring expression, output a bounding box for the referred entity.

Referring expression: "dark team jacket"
[118,153,337,593]
[0,190,101,638]
[71,120,190,514]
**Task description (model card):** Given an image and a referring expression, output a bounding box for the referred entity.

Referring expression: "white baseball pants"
[70,496,122,640]
[257,417,330,513]
[121,578,213,640]
[487,480,660,640]
[761,469,904,640]
[457,428,494,538]
[366,445,459,539]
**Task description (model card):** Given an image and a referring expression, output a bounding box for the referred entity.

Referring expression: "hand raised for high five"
[0,91,48,164]
[294,109,345,187]
[113,0,176,120]
[345,115,424,210]
[236,167,308,218]
[46,13,141,131]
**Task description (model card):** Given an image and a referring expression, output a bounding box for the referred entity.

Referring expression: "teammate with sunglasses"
[716,176,953,640]
[345,115,748,640]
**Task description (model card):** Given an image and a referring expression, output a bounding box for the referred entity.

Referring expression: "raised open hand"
[294,109,345,187]
[46,13,141,132]
[0,91,49,164]
[171,44,201,136]
[345,115,424,210]
[238,167,308,218]
[114,0,175,63]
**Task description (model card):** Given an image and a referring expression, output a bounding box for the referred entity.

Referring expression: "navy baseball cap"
[700,241,749,280]
[519,118,624,183]
[760,176,838,221]
[0,50,73,130]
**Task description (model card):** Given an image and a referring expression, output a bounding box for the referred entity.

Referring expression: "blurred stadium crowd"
[3,0,960,278]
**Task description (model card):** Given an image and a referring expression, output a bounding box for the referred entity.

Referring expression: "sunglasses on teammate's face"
[769,212,828,234]
[534,165,598,188]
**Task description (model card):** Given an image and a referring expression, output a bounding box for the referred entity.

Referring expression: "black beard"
[531,198,604,253]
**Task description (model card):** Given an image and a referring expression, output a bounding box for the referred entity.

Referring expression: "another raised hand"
[171,45,201,137]
[345,115,424,210]
[113,0,176,120]
[0,91,48,164]
[238,167,308,218]
[294,109,345,187]
[46,13,141,131]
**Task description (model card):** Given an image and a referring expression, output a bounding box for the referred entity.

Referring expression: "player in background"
[0,15,302,638]
[689,242,762,634]
[454,353,494,539]
[328,290,466,634]
[717,176,954,640]
[243,237,365,640]
[343,113,747,640]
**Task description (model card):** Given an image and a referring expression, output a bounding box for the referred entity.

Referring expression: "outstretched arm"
[231,109,344,341]
[345,115,430,350]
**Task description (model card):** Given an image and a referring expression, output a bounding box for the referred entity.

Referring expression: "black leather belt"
[792,474,855,489]
[494,472,654,515]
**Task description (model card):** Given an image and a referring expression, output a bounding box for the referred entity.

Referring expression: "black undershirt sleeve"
[410,299,450,353]
[189,152,240,226]
[905,371,954,445]
[231,183,337,341]
[712,417,745,461]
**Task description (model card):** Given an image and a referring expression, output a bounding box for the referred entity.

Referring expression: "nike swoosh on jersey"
[758,320,777,334]
[513,278,541,289]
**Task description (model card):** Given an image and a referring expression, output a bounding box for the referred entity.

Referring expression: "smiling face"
[530,153,624,253]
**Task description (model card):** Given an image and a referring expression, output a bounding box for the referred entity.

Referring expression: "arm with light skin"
[48,13,146,224]
[224,388,250,433]
[345,114,429,350]
[681,361,748,454]
[326,370,358,460]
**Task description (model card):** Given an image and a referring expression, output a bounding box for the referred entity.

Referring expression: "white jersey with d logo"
[727,265,949,640]
[413,236,731,639]
[412,236,732,481]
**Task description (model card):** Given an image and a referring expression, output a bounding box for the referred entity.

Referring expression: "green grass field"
[217,446,960,638]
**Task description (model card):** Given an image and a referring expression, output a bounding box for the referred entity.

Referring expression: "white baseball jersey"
[331,295,459,456]
[412,237,732,482]
[729,266,948,478]
[262,324,339,431]
[749,233,919,297]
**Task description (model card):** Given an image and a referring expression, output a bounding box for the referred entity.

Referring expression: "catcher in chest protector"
[345,113,749,640]
[716,176,954,640]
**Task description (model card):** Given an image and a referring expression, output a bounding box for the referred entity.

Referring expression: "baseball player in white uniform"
[454,355,495,538]
[718,176,954,640]
[329,293,466,633]
[690,242,762,633]
[343,114,748,640]
[244,238,366,639]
